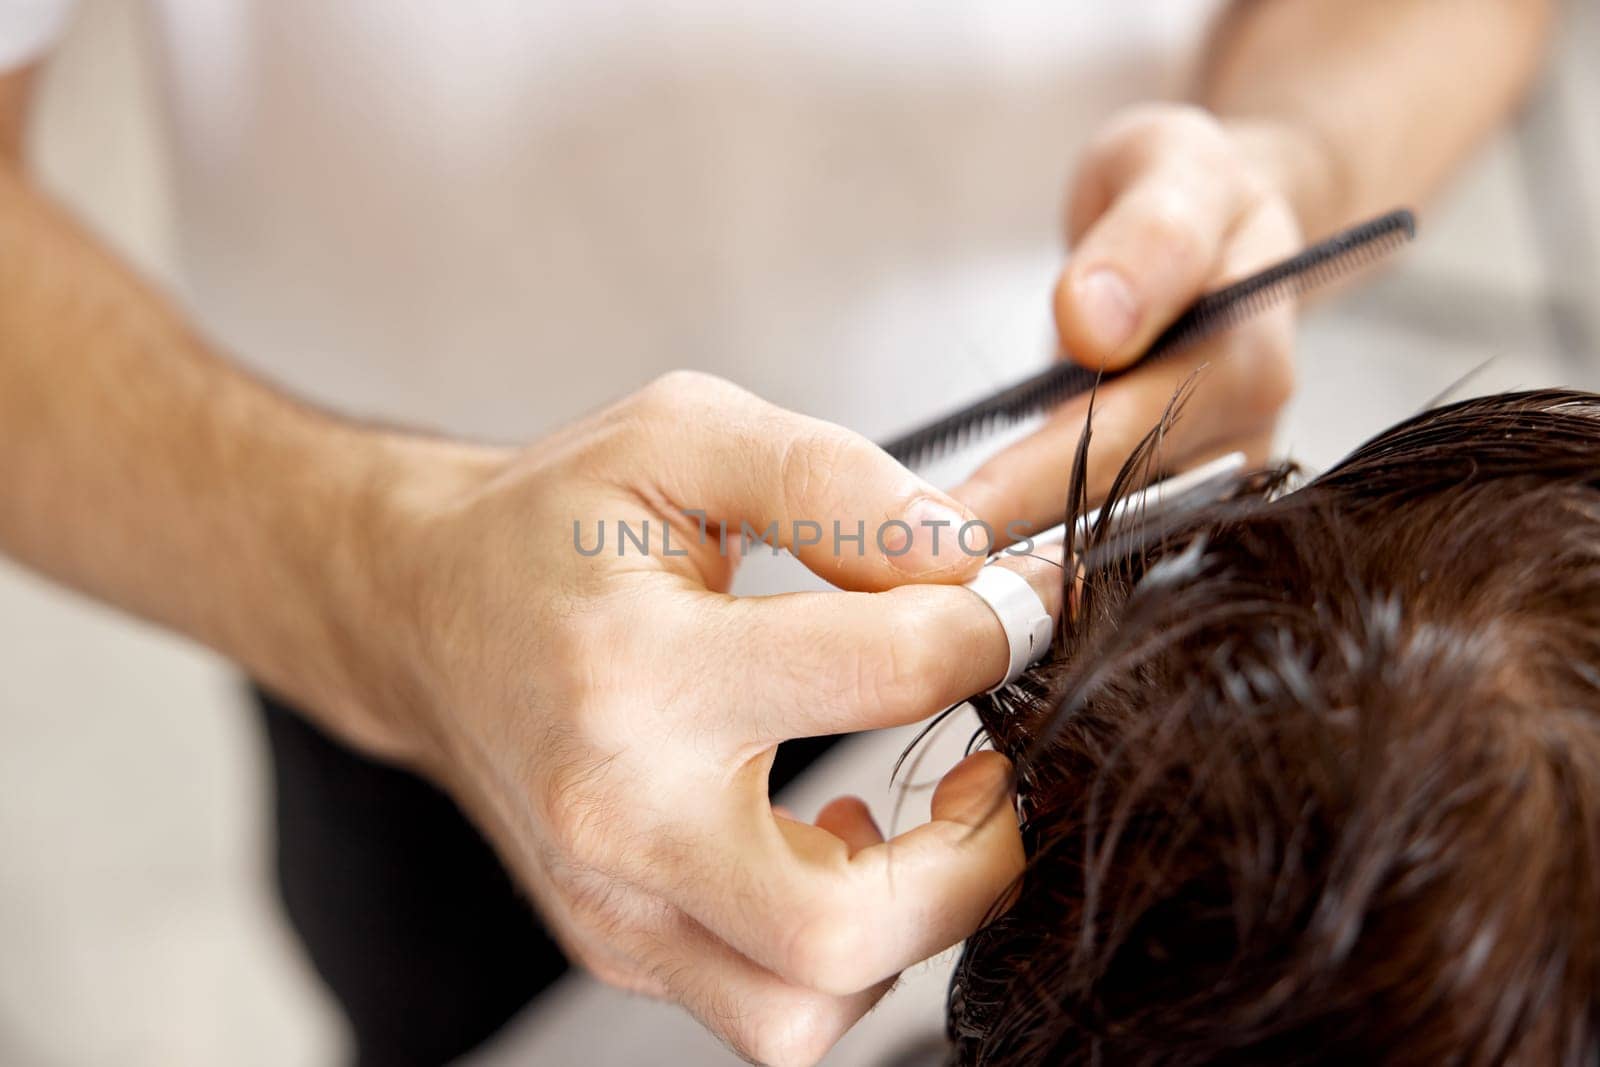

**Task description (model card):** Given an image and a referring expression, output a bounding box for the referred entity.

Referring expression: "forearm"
[0,163,493,758]
[1200,0,1554,237]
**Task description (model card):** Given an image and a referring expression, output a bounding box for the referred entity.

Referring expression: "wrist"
[308,427,511,773]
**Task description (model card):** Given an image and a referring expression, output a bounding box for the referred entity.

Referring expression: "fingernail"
[1075,268,1140,355]
[883,497,974,573]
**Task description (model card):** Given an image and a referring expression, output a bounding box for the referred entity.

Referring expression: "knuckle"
[1089,104,1162,157]
[737,1003,837,1067]
[782,902,872,995]
[1138,185,1216,269]
[588,960,664,999]
[1230,162,1277,205]
[777,428,858,521]
[637,369,736,415]
[1152,103,1227,147]
[1093,102,1221,161]
[850,613,934,720]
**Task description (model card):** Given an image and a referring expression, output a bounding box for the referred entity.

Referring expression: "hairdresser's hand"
[955,104,1301,529]
[377,371,1036,1066]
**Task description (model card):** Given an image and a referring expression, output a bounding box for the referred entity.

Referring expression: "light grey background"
[2,1,1596,1063]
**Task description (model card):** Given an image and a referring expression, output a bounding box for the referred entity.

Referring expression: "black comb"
[881,208,1417,468]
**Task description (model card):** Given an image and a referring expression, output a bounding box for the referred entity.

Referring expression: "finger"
[950,347,1222,532]
[676,751,1023,997]
[814,796,885,856]
[951,340,1275,533]
[637,908,895,1067]
[1056,166,1251,370]
[697,553,1063,742]
[957,206,1298,532]
[624,371,982,592]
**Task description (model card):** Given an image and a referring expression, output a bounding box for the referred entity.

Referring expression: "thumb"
[1055,169,1239,372]
[630,371,984,592]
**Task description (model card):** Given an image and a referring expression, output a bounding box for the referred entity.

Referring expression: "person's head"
[949,389,1600,1065]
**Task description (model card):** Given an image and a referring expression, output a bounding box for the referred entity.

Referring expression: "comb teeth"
[881,209,1417,469]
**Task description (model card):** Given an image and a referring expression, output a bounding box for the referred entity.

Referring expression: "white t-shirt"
[6,1,1221,450]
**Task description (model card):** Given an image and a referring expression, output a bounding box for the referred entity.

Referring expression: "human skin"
[956,0,1555,533]
[0,2,1551,1063]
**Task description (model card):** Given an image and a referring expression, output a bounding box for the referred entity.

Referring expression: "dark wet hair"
[949,389,1600,1066]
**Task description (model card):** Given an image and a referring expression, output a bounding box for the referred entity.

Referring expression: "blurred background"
[1,1,1596,1063]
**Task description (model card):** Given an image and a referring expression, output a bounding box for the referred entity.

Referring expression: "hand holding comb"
[881,209,1417,469]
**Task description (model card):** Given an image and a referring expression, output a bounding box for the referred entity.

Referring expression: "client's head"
[950,389,1600,1065]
